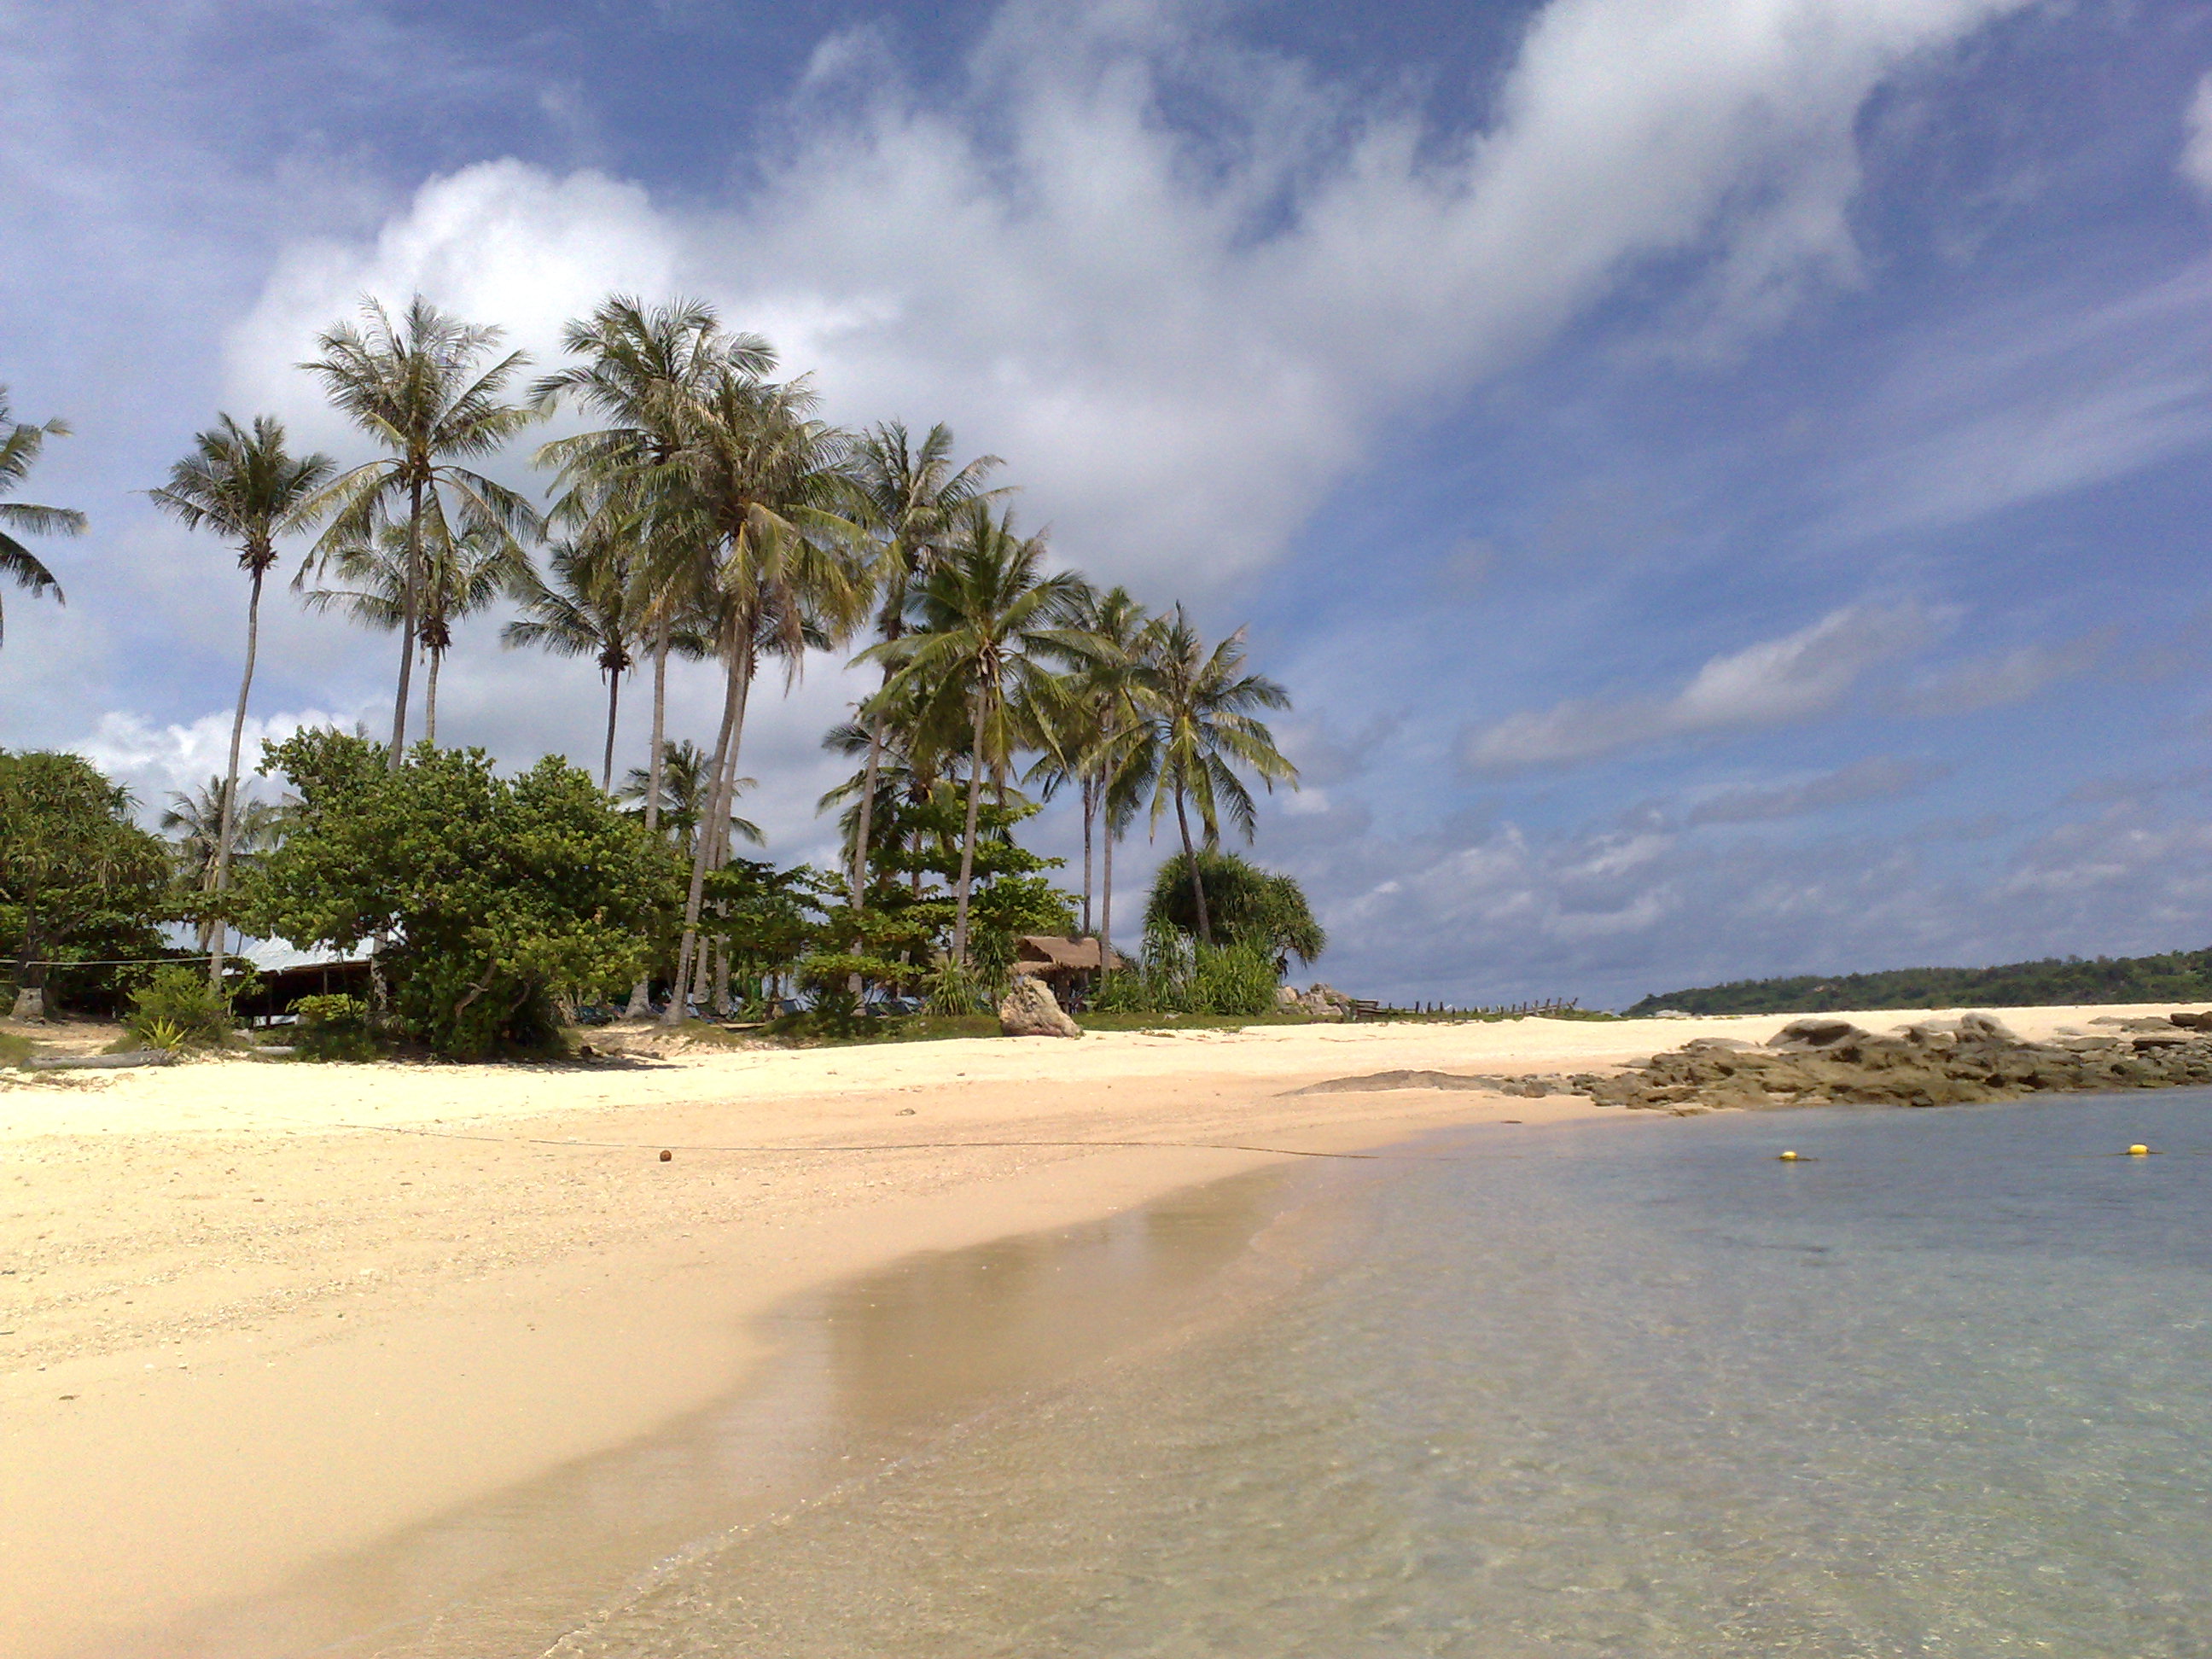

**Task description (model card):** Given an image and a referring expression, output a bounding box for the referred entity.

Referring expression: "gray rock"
[1767,1018,1869,1051]
[998,977,1081,1039]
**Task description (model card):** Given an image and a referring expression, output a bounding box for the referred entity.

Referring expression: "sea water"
[549,1091,2212,1658]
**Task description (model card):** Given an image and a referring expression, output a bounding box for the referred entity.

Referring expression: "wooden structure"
[1010,935,1121,994]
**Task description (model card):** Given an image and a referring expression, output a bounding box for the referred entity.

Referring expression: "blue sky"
[8,0,2212,1007]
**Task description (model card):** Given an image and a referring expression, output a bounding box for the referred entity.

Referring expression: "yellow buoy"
[1778,1150,1799,1161]
[2128,1144,2150,1157]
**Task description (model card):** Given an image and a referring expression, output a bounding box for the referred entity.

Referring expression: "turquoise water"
[553,1092,2212,1657]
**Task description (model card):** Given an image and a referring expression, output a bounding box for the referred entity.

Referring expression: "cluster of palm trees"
[2,293,1301,1017]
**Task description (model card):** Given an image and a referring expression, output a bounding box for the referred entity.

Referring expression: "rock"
[1682,1037,1756,1052]
[2168,1010,2212,1031]
[1956,1011,2022,1045]
[6,987,46,1022]
[998,977,1082,1039]
[1767,1018,1869,1051]
[1275,985,1302,1009]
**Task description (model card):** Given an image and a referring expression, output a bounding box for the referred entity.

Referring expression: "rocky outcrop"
[1286,983,1352,1022]
[998,976,1082,1039]
[1295,1010,2212,1114]
[1584,1011,2212,1115]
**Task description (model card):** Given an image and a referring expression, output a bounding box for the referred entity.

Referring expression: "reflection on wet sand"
[104,1161,1319,1659]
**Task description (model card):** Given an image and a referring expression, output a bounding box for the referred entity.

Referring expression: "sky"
[8,0,2212,1008]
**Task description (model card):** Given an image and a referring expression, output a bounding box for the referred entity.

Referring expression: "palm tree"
[1026,584,1156,963]
[618,739,762,860]
[148,414,334,982]
[0,386,86,644]
[841,421,1006,910]
[161,778,288,949]
[503,533,648,789]
[302,519,523,744]
[660,370,866,1022]
[1135,607,1299,944]
[300,294,541,768]
[533,296,768,836]
[861,503,1086,964]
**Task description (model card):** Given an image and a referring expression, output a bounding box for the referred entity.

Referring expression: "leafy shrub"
[125,963,242,1050]
[1091,925,1281,1018]
[291,992,376,1062]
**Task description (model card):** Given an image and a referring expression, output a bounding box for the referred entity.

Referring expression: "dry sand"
[0,1002,2195,1656]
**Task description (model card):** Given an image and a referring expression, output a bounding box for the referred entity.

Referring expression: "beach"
[1,1003,2200,1656]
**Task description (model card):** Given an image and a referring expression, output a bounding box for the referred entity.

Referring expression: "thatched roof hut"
[1011,935,1121,981]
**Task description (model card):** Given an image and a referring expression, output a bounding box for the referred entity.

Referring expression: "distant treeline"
[1621,948,2212,1016]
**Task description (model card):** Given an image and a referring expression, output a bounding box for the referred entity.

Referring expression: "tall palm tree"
[302,519,523,744]
[533,296,767,836]
[161,778,288,949]
[503,533,648,789]
[0,386,86,644]
[841,421,1006,910]
[618,740,762,860]
[660,370,866,1022]
[1025,584,1156,961]
[300,294,541,768]
[862,503,1086,964]
[148,414,333,982]
[1136,607,1299,944]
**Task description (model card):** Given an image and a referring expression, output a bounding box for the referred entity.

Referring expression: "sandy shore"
[1,1002,2197,1656]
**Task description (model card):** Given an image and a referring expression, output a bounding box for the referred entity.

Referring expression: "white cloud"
[1464,601,1935,771]
[2181,70,2212,195]
[1683,755,1950,824]
[224,0,2032,591]
[76,707,355,821]
[1892,629,2113,718]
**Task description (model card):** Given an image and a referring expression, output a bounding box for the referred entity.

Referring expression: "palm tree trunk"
[852,710,886,907]
[643,614,670,833]
[1080,776,1096,938]
[601,669,622,793]
[1175,783,1212,945]
[951,692,989,965]
[389,477,423,769]
[423,644,441,748]
[667,632,754,1024]
[1100,818,1115,981]
[207,565,265,987]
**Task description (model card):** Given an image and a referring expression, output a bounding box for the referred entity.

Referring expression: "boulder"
[1956,1011,2022,1045]
[998,976,1081,1039]
[1767,1018,1868,1051]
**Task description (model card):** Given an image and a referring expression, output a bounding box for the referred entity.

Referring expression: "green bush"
[125,964,244,1051]
[1091,926,1281,1018]
[291,992,377,1062]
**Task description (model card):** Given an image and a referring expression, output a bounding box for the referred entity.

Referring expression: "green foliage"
[1145,848,1324,965]
[0,748,173,1014]
[244,731,673,1058]
[1622,949,2212,1016]
[126,963,248,1050]
[0,1030,35,1068]
[1091,923,1280,1018]
[288,992,379,1061]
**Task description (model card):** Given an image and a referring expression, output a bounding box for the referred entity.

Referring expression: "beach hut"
[1010,935,1121,1004]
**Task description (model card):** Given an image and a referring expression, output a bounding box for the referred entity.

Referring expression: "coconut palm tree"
[533,296,767,836]
[0,386,85,644]
[160,778,289,949]
[617,739,762,860]
[841,421,1006,910]
[659,370,867,1022]
[302,519,524,744]
[148,414,334,982]
[502,533,649,789]
[1135,607,1299,944]
[861,503,1086,964]
[300,294,541,767]
[1025,584,1157,962]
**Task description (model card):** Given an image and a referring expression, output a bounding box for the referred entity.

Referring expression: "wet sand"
[0,1004,2193,1656]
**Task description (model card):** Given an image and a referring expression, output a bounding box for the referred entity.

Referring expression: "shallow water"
[550,1091,2212,1658]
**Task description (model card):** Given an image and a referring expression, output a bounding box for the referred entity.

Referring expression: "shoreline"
[2,1003,2199,1656]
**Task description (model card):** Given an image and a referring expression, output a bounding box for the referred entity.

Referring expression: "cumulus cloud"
[222,0,2032,589]
[77,707,355,818]
[1463,601,1935,771]
[1684,755,1950,824]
